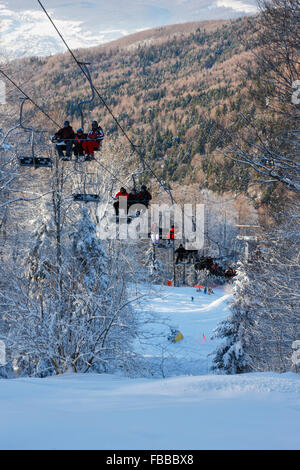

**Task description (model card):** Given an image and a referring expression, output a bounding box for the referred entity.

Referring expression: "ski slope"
[0,285,299,450]
[135,285,232,377]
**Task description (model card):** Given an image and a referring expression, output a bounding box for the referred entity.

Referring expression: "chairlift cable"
[0,68,61,129]
[37,0,176,204]
[0,68,123,182]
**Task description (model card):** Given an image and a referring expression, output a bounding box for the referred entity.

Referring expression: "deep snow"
[0,285,299,450]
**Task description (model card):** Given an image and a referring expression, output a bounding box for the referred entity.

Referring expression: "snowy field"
[0,285,299,450]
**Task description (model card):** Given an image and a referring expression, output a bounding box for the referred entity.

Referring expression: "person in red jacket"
[54,121,75,160]
[167,224,176,245]
[113,187,129,216]
[82,120,104,161]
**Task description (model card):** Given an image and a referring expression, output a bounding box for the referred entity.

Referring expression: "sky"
[0,0,258,58]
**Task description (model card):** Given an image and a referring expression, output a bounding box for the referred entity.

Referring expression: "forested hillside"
[4,16,259,195]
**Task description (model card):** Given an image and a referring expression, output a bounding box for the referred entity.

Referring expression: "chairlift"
[73,193,100,203]
[76,62,103,157]
[19,156,53,168]
[51,62,101,162]
[72,165,100,203]
[77,62,95,133]
[18,97,53,169]
[151,239,174,249]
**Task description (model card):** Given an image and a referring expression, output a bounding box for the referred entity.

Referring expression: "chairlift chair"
[73,193,100,203]
[19,155,53,168]
[51,62,99,163]
[18,98,53,169]
[72,166,100,203]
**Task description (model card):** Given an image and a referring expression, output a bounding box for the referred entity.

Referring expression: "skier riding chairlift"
[113,187,129,217]
[73,128,87,161]
[136,185,152,208]
[175,244,187,264]
[53,120,75,161]
[82,120,104,161]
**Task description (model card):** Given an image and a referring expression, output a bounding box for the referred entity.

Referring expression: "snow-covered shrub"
[212,263,253,374]
[212,212,300,374]
[3,202,138,377]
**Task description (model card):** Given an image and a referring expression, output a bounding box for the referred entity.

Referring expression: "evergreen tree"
[212,262,253,374]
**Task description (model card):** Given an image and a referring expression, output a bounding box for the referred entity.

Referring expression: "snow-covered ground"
[0,285,300,450]
[135,285,232,377]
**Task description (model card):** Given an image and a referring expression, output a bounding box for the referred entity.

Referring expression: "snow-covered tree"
[212,262,253,374]
[213,210,300,374]
[0,136,143,377]
[223,0,300,193]
[247,215,300,372]
[212,0,300,375]
[144,242,164,280]
[2,199,141,376]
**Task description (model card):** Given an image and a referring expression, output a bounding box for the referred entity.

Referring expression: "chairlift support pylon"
[70,61,100,202]
[77,62,95,133]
